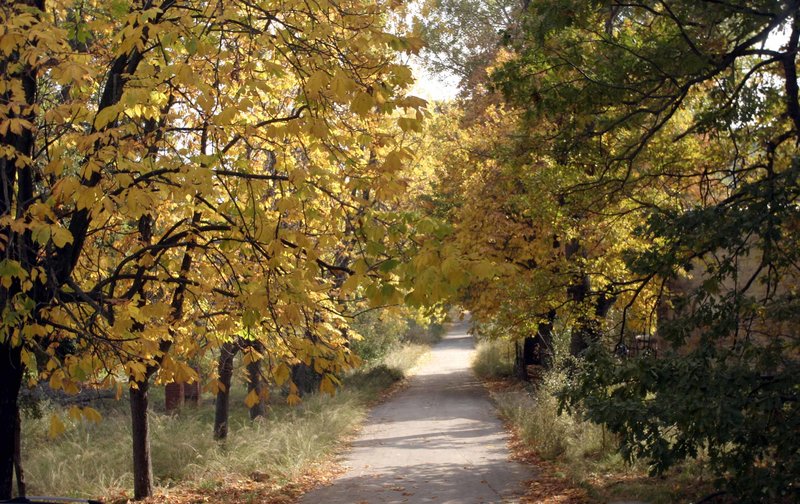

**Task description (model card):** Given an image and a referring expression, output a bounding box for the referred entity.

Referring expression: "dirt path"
[300,320,533,503]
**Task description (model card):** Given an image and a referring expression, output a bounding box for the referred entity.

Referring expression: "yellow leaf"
[51,227,73,248]
[49,414,66,439]
[31,225,50,246]
[350,92,374,116]
[330,71,354,102]
[244,389,260,408]
[68,406,82,421]
[216,106,237,124]
[82,406,102,423]
[306,70,328,96]
[273,363,290,386]
[381,151,404,173]
[320,376,336,396]
[94,106,118,129]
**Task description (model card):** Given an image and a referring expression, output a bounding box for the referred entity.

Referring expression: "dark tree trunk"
[13,409,25,498]
[514,337,536,380]
[565,238,598,357]
[0,342,23,499]
[246,343,266,419]
[130,381,154,500]
[291,362,321,396]
[535,310,556,370]
[570,293,616,356]
[214,342,237,440]
[0,1,42,498]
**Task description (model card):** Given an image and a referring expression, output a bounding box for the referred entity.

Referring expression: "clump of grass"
[20,339,430,500]
[472,338,515,379]
[493,371,612,464]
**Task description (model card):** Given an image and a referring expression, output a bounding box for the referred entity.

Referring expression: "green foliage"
[350,310,410,363]
[487,1,800,499]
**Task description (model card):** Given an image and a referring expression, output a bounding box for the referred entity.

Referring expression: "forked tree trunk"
[214,342,237,440]
[130,381,154,500]
[0,342,23,499]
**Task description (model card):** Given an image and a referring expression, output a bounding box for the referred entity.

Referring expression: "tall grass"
[471,338,516,379]
[20,342,428,500]
[471,337,713,504]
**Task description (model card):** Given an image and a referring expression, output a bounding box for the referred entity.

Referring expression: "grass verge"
[19,342,431,503]
[473,339,715,504]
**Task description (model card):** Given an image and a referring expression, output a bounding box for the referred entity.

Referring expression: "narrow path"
[300,320,533,503]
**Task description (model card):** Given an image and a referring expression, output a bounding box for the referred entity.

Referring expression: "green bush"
[494,371,611,463]
[349,310,409,362]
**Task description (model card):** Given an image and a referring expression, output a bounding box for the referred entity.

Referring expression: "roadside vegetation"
[473,336,714,504]
[20,310,443,502]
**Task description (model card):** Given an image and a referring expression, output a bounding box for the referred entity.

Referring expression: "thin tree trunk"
[0,342,23,499]
[514,337,535,380]
[513,340,525,380]
[246,342,266,419]
[130,381,153,500]
[214,342,237,440]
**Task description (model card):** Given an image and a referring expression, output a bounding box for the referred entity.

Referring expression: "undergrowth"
[20,342,429,500]
[472,338,713,504]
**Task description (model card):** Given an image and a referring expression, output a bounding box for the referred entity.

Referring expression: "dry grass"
[472,339,716,504]
[19,342,430,501]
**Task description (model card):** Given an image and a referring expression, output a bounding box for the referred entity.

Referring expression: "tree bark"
[130,381,154,500]
[246,343,266,419]
[13,409,25,498]
[0,342,23,499]
[214,342,237,440]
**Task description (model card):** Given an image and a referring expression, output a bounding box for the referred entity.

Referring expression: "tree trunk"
[14,409,25,498]
[514,337,535,380]
[0,341,23,499]
[291,362,321,396]
[213,342,237,440]
[130,381,154,500]
[535,310,556,370]
[246,344,266,419]
[565,238,596,357]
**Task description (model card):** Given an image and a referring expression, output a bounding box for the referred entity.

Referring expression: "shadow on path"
[299,320,533,503]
